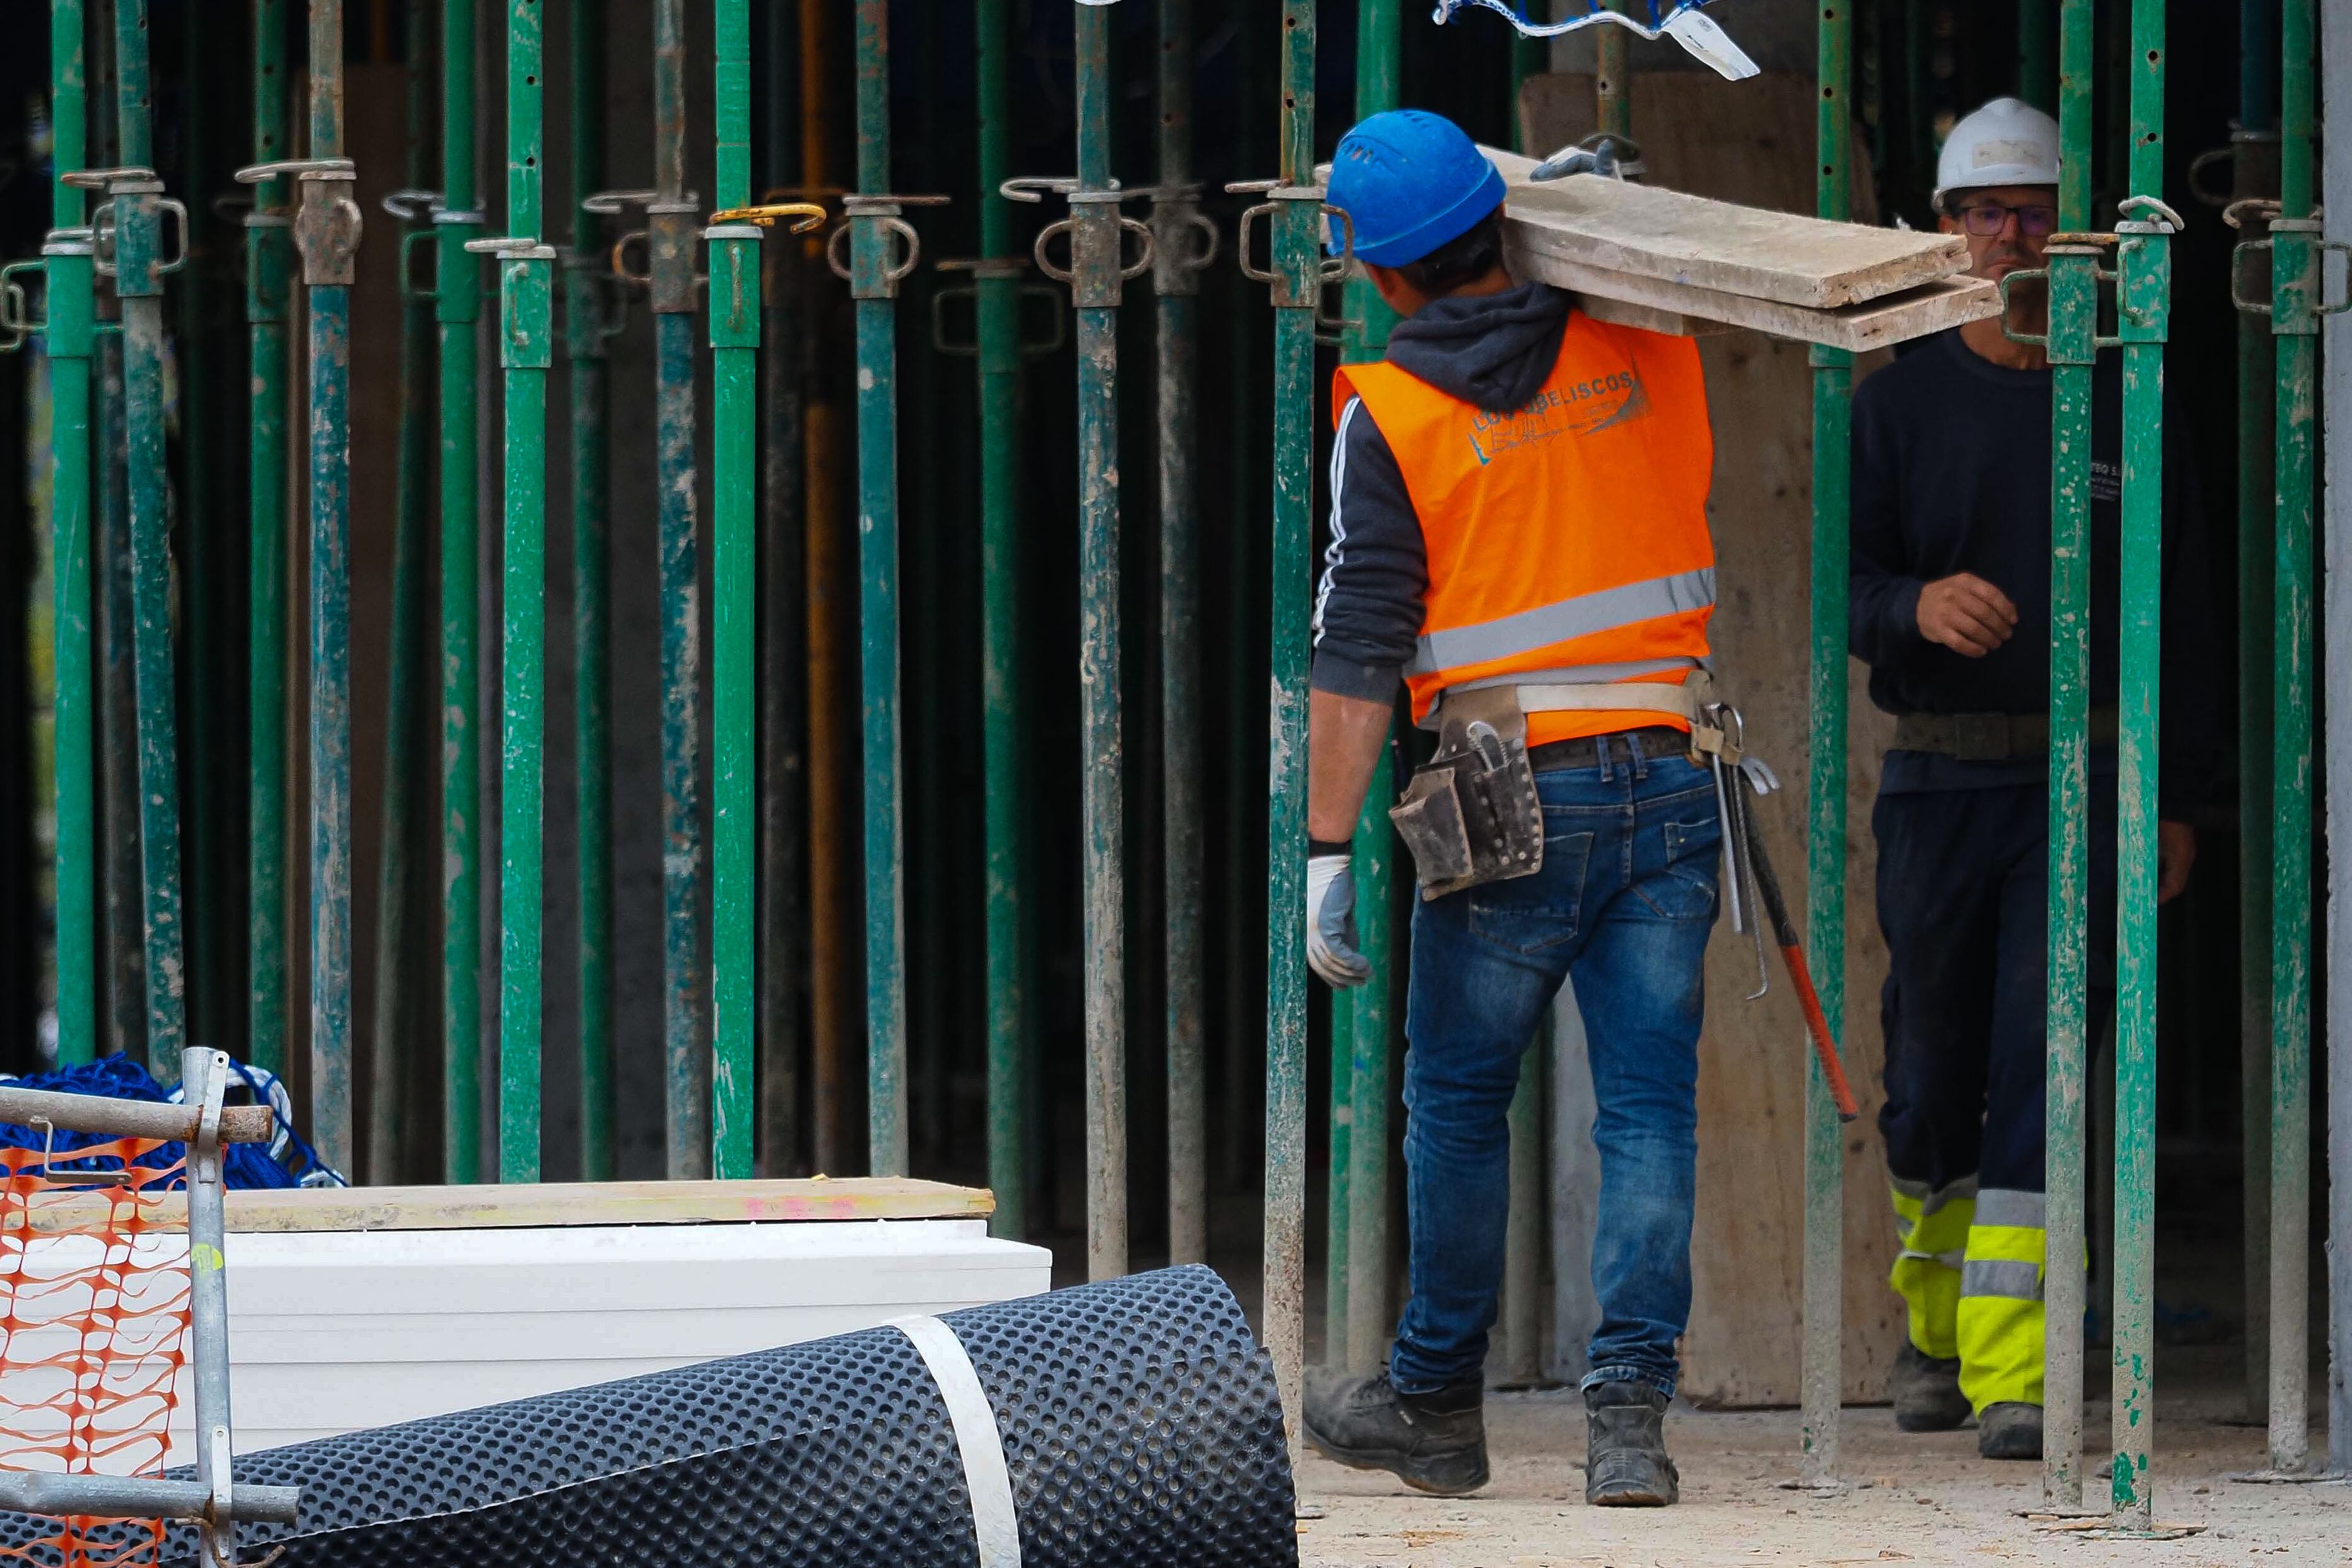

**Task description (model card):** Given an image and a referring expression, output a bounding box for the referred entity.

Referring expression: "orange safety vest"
[1334,308,1715,747]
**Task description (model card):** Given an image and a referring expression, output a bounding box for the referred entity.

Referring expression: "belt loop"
[1629,728,1651,780]
[1597,733,1614,782]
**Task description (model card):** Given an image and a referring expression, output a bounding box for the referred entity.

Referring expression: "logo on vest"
[1465,366,1649,466]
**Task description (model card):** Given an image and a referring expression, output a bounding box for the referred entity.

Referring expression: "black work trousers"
[1871,780,2116,1198]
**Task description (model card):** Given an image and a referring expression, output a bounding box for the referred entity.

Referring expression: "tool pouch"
[1390,689,1544,900]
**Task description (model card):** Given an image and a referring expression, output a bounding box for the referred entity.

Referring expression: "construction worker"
[1298,110,1721,1506]
[1850,97,2219,1459]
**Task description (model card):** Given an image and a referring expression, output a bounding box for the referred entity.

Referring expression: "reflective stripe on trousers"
[1888,1176,1975,1362]
[1956,1187,2044,1413]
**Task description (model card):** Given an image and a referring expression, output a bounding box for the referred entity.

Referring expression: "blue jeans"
[1390,731,1720,1398]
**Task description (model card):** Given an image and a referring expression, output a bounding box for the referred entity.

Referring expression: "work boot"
[1301,1370,1488,1496]
[1891,1343,1970,1433]
[1977,1401,2043,1460]
[1583,1381,1678,1507]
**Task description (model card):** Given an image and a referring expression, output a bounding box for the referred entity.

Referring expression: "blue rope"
[0,1055,346,1191]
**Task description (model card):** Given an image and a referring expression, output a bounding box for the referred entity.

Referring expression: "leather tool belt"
[1390,674,1734,899]
[1892,705,2120,761]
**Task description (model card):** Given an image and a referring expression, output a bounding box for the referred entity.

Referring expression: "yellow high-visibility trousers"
[1890,1179,2046,1413]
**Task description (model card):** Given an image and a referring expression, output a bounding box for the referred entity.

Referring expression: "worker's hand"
[1915,573,2019,657]
[2157,820,2197,904]
[1307,853,1371,989]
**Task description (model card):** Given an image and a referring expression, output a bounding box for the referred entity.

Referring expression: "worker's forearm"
[1309,688,1394,843]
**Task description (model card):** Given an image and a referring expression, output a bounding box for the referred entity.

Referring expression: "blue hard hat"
[1326,109,1508,267]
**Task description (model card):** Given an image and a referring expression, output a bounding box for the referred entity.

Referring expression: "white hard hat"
[1933,97,2061,213]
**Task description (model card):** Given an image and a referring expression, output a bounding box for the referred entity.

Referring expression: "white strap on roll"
[893,1315,1023,1568]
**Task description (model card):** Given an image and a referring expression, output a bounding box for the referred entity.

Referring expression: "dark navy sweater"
[1848,329,2222,815]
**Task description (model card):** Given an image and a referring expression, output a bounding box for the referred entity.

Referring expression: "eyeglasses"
[1955,201,2059,238]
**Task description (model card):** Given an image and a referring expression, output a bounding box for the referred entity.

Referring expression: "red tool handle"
[1778,941,1859,1122]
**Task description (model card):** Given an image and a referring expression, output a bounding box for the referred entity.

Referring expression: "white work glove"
[1307,852,1371,989]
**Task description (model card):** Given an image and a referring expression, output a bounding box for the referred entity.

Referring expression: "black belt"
[1891,706,2120,761]
[1528,726,1690,773]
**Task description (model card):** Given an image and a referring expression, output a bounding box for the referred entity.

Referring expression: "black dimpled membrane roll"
[0,1264,1294,1568]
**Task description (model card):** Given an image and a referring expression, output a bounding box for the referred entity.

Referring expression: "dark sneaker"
[1892,1342,1971,1433]
[1584,1380,1678,1506]
[1977,1401,2043,1460]
[1301,1369,1489,1496]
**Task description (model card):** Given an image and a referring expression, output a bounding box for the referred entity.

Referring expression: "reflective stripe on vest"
[1336,308,1715,747]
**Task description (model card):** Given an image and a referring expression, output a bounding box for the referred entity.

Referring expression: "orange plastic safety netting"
[0,1138,192,1568]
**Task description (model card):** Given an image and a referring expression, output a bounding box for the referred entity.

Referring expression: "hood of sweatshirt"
[1382,280,1571,414]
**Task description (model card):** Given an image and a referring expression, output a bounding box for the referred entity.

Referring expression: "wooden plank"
[1504,230,2002,350]
[9,1177,996,1235]
[1484,143,1968,308]
[1573,292,1737,338]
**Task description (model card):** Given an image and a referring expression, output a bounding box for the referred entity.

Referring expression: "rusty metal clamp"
[826,194,948,292]
[382,190,444,304]
[709,202,830,233]
[1997,233,2118,353]
[0,260,43,352]
[1141,183,1222,293]
[235,157,360,286]
[75,167,192,281]
[1003,176,1155,291]
[1227,180,1352,289]
[2232,213,2352,322]
[929,257,1069,358]
[2188,125,2282,210]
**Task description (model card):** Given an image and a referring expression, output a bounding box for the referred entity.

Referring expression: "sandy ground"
[1293,1393,2351,1567]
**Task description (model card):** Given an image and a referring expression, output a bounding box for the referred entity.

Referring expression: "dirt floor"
[1293,1385,2350,1566]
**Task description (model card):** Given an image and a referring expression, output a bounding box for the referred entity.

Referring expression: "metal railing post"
[45,0,98,1069]
[466,0,557,1184]
[2262,0,2326,1482]
[437,0,485,1186]
[1230,0,1325,1449]
[708,0,789,1182]
[369,9,439,1186]
[652,0,711,1180]
[567,0,616,1182]
[1798,0,1853,1489]
[974,0,1028,1240]
[1338,0,1400,1381]
[1155,0,1212,1273]
[235,0,363,1167]
[2039,0,2098,1510]
[2109,0,2173,1526]
[837,1,939,1179]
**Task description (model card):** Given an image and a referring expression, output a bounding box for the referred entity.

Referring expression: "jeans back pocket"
[1468,830,1596,955]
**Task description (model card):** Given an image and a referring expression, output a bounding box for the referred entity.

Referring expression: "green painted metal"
[1072,0,1129,1284]
[850,0,910,1179]
[2019,0,2058,111]
[2264,0,2318,1482]
[304,0,354,1167]
[1156,0,1204,1271]
[756,8,808,1182]
[978,0,1027,1242]
[1343,745,1393,1376]
[1263,0,1320,1447]
[244,0,291,1082]
[493,0,554,1186]
[1334,0,1400,1374]
[438,0,484,1185]
[2037,0,2096,1511]
[369,8,437,1187]
[2230,0,2278,1443]
[2107,0,2169,1526]
[46,0,96,1069]
[567,0,615,1182]
[104,0,189,1088]
[710,0,759,1182]
[1799,0,1853,1488]
[651,0,710,1181]
[1595,1,1630,141]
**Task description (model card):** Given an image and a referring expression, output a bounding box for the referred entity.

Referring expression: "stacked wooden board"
[1482,145,2002,349]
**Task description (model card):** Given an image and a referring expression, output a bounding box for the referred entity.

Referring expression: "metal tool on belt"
[1707,702,1861,1123]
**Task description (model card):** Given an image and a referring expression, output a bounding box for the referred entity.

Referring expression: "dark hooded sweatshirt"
[1311,281,1573,703]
